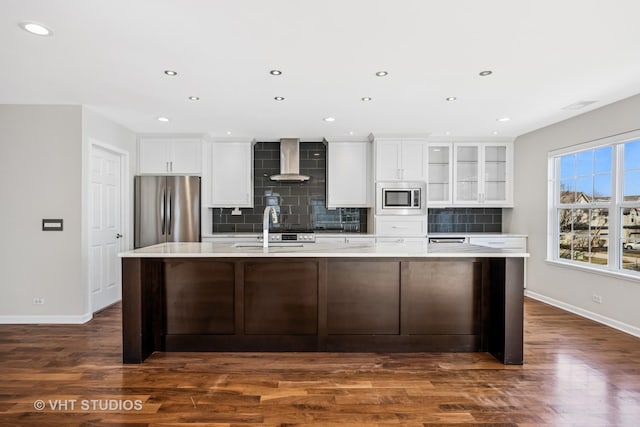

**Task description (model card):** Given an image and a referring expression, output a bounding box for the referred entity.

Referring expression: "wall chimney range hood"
[270,138,310,181]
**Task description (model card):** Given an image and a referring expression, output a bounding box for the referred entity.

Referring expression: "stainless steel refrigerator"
[134,176,201,248]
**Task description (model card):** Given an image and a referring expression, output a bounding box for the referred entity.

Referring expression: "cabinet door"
[375,140,402,180]
[139,139,202,174]
[327,261,400,334]
[171,140,202,174]
[402,260,481,335]
[453,144,480,204]
[210,141,253,207]
[375,216,426,236]
[427,143,452,205]
[401,140,426,180]
[469,236,526,250]
[244,261,318,335]
[482,143,511,205]
[327,141,371,208]
[139,139,171,174]
[164,261,235,334]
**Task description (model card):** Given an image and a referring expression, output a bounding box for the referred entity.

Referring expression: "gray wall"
[0,105,84,319]
[505,93,640,335]
[0,105,136,322]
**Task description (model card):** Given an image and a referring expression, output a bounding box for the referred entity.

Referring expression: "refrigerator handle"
[167,190,172,235]
[160,189,166,235]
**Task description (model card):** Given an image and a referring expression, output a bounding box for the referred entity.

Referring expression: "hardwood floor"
[1,297,639,426]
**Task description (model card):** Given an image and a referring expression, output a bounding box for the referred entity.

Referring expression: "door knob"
[116,233,123,239]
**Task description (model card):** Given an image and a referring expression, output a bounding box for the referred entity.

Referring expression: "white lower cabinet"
[315,236,348,244]
[345,236,375,245]
[374,216,426,237]
[468,236,527,250]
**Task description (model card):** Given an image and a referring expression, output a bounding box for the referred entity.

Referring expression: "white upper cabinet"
[426,143,453,206]
[326,139,371,208]
[375,138,427,181]
[452,142,513,206]
[206,140,253,208]
[138,138,202,174]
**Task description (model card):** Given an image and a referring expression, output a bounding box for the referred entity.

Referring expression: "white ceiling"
[3,0,640,141]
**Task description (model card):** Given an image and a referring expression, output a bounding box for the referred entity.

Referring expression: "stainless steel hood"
[269,138,310,181]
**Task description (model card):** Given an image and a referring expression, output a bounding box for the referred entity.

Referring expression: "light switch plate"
[42,219,63,231]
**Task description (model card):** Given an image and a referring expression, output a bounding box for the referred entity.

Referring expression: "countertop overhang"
[119,242,530,258]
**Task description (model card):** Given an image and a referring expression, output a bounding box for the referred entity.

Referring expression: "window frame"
[547,131,640,280]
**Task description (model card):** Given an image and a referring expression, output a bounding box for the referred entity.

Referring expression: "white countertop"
[120,242,529,258]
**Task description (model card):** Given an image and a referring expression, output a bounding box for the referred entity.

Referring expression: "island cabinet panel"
[326,261,400,335]
[122,255,524,365]
[401,260,482,335]
[163,261,235,334]
[243,261,318,335]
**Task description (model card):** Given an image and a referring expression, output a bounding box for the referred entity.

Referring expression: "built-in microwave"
[376,182,426,215]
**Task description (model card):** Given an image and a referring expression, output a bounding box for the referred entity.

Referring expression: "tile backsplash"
[211,141,502,234]
[428,208,502,233]
[212,141,367,233]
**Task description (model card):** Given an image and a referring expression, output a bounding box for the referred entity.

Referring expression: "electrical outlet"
[591,294,602,304]
[32,297,45,305]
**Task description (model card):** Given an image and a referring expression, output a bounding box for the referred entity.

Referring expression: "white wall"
[0,105,136,323]
[505,93,640,335]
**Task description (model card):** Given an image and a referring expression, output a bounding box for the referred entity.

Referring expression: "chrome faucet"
[263,206,278,248]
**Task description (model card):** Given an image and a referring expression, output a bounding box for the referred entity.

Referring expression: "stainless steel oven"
[376,182,426,215]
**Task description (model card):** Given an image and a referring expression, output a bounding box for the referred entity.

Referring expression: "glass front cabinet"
[427,141,513,207]
[426,144,452,205]
[453,142,512,206]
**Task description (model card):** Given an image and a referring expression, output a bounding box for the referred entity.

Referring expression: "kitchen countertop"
[202,232,528,239]
[119,241,529,258]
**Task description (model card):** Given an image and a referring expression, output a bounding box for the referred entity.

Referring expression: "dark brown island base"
[121,243,526,365]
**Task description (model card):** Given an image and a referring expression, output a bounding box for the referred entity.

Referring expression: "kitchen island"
[120,242,528,365]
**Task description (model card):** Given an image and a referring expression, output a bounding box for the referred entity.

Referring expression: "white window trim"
[547,129,640,280]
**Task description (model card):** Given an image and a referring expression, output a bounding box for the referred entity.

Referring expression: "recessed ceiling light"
[274,96,285,101]
[323,117,336,122]
[375,71,388,77]
[188,96,200,101]
[270,70,282,75]
[349,131,355,135]
[479,70,493,76]
[493,131,499,135]
[226,131,232,135]
[445,131,451,136]
[361,97,372,102]
[19,22,52,36]
[496,117,510,122]
[445,97,457,101]
[157,117,169,122]
[164,70,177,76]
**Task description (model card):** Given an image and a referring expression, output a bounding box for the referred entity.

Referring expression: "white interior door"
[90,145,123,312]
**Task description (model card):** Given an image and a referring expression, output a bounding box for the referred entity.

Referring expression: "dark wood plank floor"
[1,297,640,426]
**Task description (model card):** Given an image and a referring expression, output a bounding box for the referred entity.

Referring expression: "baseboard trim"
[525,290,640,338]
[0,312,93,325]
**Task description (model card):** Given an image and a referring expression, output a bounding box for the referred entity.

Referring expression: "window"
[549,136,640,276]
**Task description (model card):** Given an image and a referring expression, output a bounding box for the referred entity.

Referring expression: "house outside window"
[549,135,640,276]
